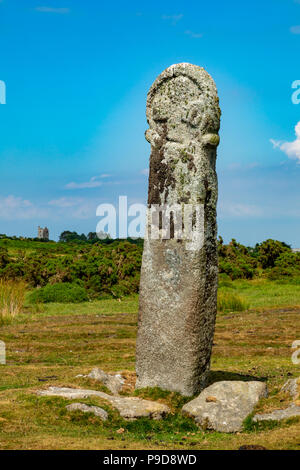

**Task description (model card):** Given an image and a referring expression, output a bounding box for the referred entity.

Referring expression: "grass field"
[0,280,300,450]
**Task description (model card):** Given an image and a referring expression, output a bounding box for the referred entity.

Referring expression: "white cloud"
[48,197,83,208]
[270,122,300,162]
[48,197,97,219]
[185,30,203,39]
[0,195,48,220]
[290,25,300,34]
[70,203,95,219]
[65,176,103,190]
[64,174,117,190]
[1,195,31,209]
[220,202,263,218]
[162,14,183,25]
[0,194,103,223]
[35,6,70,14]
[141,168,149,176]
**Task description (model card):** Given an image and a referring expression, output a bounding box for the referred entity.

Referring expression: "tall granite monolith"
[135,63,221,396]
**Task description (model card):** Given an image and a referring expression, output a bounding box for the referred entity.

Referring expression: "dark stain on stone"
[187,154,196,172]
[148,123,176,205]
[170,211,174,239]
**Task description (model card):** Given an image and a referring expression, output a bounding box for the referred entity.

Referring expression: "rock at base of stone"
[87,368,124,395]
[280,377,300,400]
[37,386,170,420]
[253,404,300,422]
[182,381,268,433]
[66,402,108,420]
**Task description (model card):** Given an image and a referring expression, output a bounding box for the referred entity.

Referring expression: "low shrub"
[267,267,295,280]
[29,282,89,304]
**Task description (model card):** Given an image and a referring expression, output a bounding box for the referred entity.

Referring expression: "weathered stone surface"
[253,404,300,422]
[280,377,300,400]
[37,387,170,420]
[87,368,124,395]
[136,63,221,396]
[0,340,5,365]
[66,402,108,420]
[110,396,170,420]
[182,381,268,432]
[37,386,111,400]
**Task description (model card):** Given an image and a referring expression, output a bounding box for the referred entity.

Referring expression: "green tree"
[59,231,87,243]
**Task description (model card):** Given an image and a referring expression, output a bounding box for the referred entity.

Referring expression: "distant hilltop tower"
[38,226,49,240]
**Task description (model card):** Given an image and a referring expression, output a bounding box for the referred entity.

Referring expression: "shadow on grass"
[208,370,268,385]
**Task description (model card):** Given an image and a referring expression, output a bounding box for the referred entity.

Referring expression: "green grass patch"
[217,290,248,312]
[133,387,192,410]
[231,278,300,309]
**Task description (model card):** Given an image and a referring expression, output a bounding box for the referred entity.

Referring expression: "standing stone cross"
[136,63,221,396]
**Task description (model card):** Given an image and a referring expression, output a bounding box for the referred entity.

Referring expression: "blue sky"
[0,0,300,245]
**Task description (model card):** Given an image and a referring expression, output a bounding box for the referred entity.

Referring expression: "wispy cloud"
[35,6,70,14]
[141,168,149,176]
[185,30,203,39]
[48,197,95,219]
[219,202,263,218]
[270,122,300,162]
[162,14,183,25]
[290,25,300,34]
[48,197,83,208]
[65,176,103,190]
[0,195,48,220]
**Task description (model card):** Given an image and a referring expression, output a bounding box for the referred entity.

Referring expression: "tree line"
[0,235,299,300]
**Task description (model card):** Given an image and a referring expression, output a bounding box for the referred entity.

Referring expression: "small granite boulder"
[66,402,108,420]
[87,368,124,395]
[253,404,300,422]
[182,381,268,433]
[280,377,300,400]
[37,386,170,420]
[110,396,170,420]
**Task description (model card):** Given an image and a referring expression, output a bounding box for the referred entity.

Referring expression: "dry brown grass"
[0,280,26,324]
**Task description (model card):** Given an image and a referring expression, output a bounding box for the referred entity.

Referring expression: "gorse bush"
[0,240,142,299]
[1,236,300,300]
[257,239,290,269]
[0,280,26,323]
[266,251,300,280]
[218,238,257,280]
[217,290,248,312]
[29,283,89,304]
